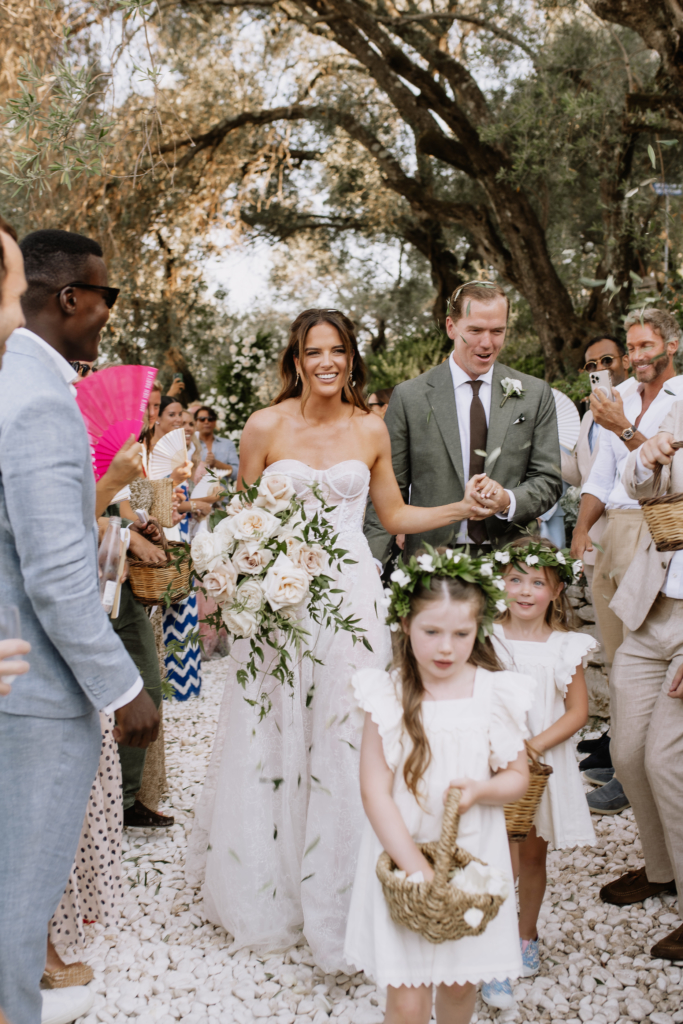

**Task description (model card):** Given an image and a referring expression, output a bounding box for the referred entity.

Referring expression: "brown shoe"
[600,867,676,905]
[123,799,174,828]
[42,962,94,988]
[651,923,683,961]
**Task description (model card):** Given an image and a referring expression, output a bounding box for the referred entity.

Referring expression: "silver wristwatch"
[620,425,636,442]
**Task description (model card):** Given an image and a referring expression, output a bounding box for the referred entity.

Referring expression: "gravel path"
[68,657,683,1024]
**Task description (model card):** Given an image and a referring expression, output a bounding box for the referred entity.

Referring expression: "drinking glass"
[0,606,22,685]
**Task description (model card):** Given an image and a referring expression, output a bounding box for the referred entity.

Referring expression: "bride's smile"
[295,321,350,398]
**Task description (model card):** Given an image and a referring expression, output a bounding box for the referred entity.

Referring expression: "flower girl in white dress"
[487,538,596,1007]
[345,551,535,1024]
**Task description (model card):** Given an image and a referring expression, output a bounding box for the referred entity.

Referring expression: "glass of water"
[0,606,22,686]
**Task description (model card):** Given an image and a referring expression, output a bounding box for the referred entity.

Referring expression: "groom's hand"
[469,475,511,518]
[460,474,494,519]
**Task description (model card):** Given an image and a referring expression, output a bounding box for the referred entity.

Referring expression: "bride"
[187,308,490,971]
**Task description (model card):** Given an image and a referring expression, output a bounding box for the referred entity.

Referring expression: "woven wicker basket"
[127,542,193,607]
[149,478,174,528]
[504,743,553,842]
[639,445,683,551]
[376,788,504,944]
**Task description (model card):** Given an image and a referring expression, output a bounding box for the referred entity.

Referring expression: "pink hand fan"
[75,365,158,480]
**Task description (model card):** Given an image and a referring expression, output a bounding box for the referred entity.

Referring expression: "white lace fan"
[148,427,188,480]
[552,388,581,452]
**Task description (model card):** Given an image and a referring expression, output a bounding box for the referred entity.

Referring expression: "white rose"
[226,492,249,516]
[390,568,411,587]
[495,599,508,613]
[479,561,494,577]
[416,553,434,571]
[221,604,259,639]
[231,507,279,542]
[494,551,510,563]
[293,542,328,580]
[232,540,273,575]
[190,532,223,574]
[203,561,237,603]
[555,551,566,565]
[525,554,539,566]
[263,552,310,611]
[254,473,296,513]
[234,578,264,612]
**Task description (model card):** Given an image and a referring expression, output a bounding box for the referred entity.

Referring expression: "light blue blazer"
[0,331,139,718]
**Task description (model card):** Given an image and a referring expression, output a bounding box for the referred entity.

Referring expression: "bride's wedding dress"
[186,459,391,971]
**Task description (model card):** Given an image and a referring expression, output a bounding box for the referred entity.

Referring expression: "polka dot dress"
[49,713,123,947]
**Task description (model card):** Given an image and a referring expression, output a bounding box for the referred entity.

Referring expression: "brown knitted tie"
[468,380,487,546]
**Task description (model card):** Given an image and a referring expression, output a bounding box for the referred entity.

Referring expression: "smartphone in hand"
[590,369,614,402]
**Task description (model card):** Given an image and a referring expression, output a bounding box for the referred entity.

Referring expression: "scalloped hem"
[344,949,523,989]
[538,830,597,849]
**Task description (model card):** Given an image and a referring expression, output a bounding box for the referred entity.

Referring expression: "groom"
[365,281,562,562]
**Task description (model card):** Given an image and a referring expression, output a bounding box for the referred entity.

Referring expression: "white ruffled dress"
[344,666,534,990]
[492,625,597,849]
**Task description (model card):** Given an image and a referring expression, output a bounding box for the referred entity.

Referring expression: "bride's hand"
[448,475,491,522]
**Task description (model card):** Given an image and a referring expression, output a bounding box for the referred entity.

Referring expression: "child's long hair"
[397,574,503,802]
[499,536,574,631]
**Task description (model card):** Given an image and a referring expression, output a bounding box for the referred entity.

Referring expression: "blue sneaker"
[520,936,540,977]
[481,978,515,1010]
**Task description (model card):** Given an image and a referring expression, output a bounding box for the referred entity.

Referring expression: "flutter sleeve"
[489,670,535,772]
[351,668,405,771]
[555,632,599,697]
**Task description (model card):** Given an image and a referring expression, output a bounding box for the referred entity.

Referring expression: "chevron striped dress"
[163,484,202,700]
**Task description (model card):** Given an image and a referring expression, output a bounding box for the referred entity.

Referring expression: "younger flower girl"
[344,550,535,1024]
[484,538,596,1009]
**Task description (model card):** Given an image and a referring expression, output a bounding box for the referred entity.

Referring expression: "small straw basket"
[149,479,174,528]
[639,442,683,552]
[504,742,553,843]
[376,788,504,944]
[127,542,193,607]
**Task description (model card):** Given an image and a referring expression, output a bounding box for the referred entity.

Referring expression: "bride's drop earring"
[349,371,355,387]
[296,371,300,386]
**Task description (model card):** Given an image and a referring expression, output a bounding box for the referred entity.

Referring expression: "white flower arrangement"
[500,377,525,407]
[191,474,370,719]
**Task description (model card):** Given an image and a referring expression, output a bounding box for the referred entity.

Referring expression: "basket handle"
[432,787,462,885]
[525,740,544,762]
[651,440,683,496]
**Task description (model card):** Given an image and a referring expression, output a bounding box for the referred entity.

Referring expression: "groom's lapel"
[485,362,518,471]
[426,360,465,488]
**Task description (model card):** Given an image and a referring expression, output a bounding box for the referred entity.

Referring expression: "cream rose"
[293,542,328,580]
[263,552,310,611]
[234,578,264,613]
[221,604,259,639]
[226,492,250,516]
[254,473,296,514]
[232,541,273,575]
[231,507,279,542]
[190,532,223,574]
[203,561,237,604]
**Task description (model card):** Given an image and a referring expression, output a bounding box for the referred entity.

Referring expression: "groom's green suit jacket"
[364,359,563,564]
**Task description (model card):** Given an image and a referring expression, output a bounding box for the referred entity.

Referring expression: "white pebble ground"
[63,657,683,1024]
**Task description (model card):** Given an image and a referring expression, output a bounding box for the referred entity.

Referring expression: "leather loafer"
[587,777,630,816]
[600,866,677,906]
[583,766,615,787]
[123,799,174,828]
[651,923,683,961]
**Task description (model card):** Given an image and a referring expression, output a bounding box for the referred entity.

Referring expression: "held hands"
[453,474,494,522]
[113,688,160,747]
[0,638,30,696]
[589,388,629,436]
[640,431,676,471]
[471,475,511,518]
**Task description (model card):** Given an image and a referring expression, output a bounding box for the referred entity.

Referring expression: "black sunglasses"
[69,361,95,378]
[583,354,618,373]
[56,282,120,309]
[196,416,217,423]
[368,401,386,409]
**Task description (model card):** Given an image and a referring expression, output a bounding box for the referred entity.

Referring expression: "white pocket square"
[512,414,526,425]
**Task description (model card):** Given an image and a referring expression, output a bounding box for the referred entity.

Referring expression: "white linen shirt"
[448,356,516,544]
[582,375,683,509]
[13,327,143,713]
[633,450,683,599]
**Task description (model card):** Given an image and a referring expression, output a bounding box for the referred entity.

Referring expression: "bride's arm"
[233,409,274,491]
[368,420,489,535]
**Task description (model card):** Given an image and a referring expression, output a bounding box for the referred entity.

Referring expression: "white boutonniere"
[500,377,525,407]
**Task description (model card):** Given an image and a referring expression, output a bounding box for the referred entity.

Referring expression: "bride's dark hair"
[272,308,369,413]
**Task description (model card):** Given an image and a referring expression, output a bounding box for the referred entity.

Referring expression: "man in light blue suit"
[0,227,159,1024]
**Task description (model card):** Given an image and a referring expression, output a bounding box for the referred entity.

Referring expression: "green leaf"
[648,144,656,168]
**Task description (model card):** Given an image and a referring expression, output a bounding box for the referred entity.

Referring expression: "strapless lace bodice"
[264,459,370,537]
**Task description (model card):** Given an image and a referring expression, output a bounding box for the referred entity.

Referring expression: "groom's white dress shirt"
[448,356,516,544]
[13,327,143,714]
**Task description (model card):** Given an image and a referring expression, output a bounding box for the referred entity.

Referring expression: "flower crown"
[382,544,508,641]
[498,541,583,587]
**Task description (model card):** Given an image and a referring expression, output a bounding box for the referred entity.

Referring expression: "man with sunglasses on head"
[0,228,159,1024]
[194,405,239,480]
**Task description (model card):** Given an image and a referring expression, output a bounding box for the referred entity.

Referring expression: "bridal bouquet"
[190,474,370,718]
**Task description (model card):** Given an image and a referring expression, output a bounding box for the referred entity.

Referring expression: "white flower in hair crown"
[383,544,508,639]
[502,540,583,586]
[500,377,524,406]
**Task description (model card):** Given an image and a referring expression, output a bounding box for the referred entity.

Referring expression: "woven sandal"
[41,962,94,988]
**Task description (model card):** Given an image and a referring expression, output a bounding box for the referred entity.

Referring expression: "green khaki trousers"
[112,581,162,810]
